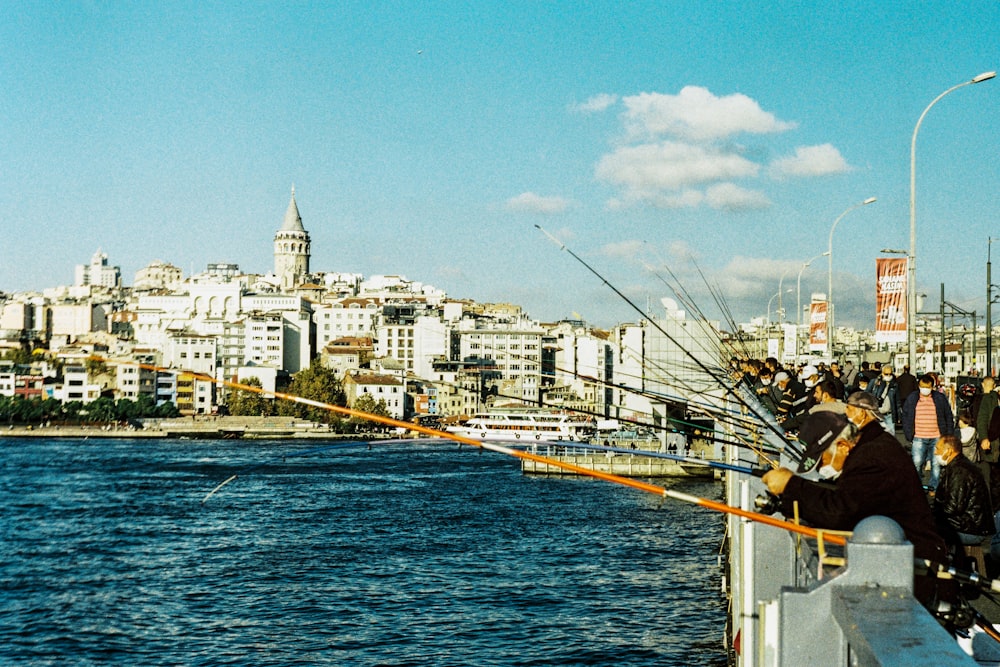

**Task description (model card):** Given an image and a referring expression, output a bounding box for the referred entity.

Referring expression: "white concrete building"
[613,298,724,423]
[452,315,544,404]
[50,366,102,403]
[314,298,380,348]
[374,314,448,378]
[344,372,405,419]
[133,260,183,292]
[75,249,121,289]
[50,302,109,339]
[547,321,614,414]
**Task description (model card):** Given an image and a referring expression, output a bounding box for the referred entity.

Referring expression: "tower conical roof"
[280,186,305,232]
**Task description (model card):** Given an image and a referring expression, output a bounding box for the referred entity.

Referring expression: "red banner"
[875,258,907,344]
[809,300,828,352]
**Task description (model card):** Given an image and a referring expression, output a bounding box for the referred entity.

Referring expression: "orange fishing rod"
[91,355,845,546]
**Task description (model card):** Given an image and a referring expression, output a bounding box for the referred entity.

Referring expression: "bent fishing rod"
[91,356,842,546]
[535,225,803,464]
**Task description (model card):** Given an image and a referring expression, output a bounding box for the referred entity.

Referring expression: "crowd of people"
[730,355,1000,621]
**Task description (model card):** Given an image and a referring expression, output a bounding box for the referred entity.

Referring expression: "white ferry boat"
[446,408,595,443]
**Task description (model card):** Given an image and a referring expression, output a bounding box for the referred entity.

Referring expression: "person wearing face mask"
[932,434,995,554]
[867,364,899,433]
[902,375,955,493]
[762,400,948,606]
[753,366,780,415]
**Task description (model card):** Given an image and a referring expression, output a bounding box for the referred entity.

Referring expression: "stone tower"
[273,186,311,291]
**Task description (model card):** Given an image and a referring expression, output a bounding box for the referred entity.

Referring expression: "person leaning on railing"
[762,392,950,607]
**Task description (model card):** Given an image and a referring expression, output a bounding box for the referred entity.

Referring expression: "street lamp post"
[798,252,830,327]
[767,291,780,325]
[768,288,793,326]
[908,71,996,371]
[827,197,877,356]
[988,238,997,376]
[777,269,791,323]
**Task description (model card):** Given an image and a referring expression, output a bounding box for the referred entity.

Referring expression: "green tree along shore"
[0,394,180,426]
[0,355,394,434]
[225,362,392,434]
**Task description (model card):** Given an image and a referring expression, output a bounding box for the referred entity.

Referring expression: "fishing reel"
[933,597,975,632]
[754,492,781,516]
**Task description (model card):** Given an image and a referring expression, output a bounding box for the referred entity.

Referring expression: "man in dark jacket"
[896,365,918,405]
[977,375,999,466]
[933,434,995,550]
[774,370,808,431]
[763,394,949,605]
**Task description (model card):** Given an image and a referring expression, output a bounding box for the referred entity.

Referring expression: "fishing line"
[201,441,374,503]
[423,344,774,454]
[535,225,800,464]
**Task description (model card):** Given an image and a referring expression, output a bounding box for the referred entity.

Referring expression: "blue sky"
[1,2,997,330]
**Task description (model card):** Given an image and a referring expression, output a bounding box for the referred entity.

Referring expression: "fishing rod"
[406,348,779,457]
[639,250,745,363]
[418,368,780,458]
[535,224,799,462]
[468,335,760,436]
[92,356,838,543]
[94,358,810,538]
[640,243,757,364]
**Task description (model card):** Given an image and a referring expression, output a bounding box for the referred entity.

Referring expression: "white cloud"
[770,143,850,178]
[705,183,771,210]
[621,86,796,142]
[505,192,572,214]
[572,93,618,113]
[599,240,644,259]
[595,141,759,192]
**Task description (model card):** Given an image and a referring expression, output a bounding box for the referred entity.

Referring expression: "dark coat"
[780,420,948,567]
[776,379,808,426]
[933,454,995,543]
[896,371,918,404]
[977,390,1000,464]
[901,390,954,442]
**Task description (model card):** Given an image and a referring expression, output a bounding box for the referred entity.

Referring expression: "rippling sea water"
[0,437,727,666]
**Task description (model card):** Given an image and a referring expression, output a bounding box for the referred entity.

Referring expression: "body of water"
[1,437,726,666]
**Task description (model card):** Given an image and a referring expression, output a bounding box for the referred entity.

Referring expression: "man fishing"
[761,392,949,605]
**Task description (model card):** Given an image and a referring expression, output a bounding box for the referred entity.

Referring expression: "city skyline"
[2,2,997,329]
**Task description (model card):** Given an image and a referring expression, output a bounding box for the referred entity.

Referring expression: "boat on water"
[445,407,596,443]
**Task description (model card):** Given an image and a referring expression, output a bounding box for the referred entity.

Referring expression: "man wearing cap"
[762,394,948,604]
